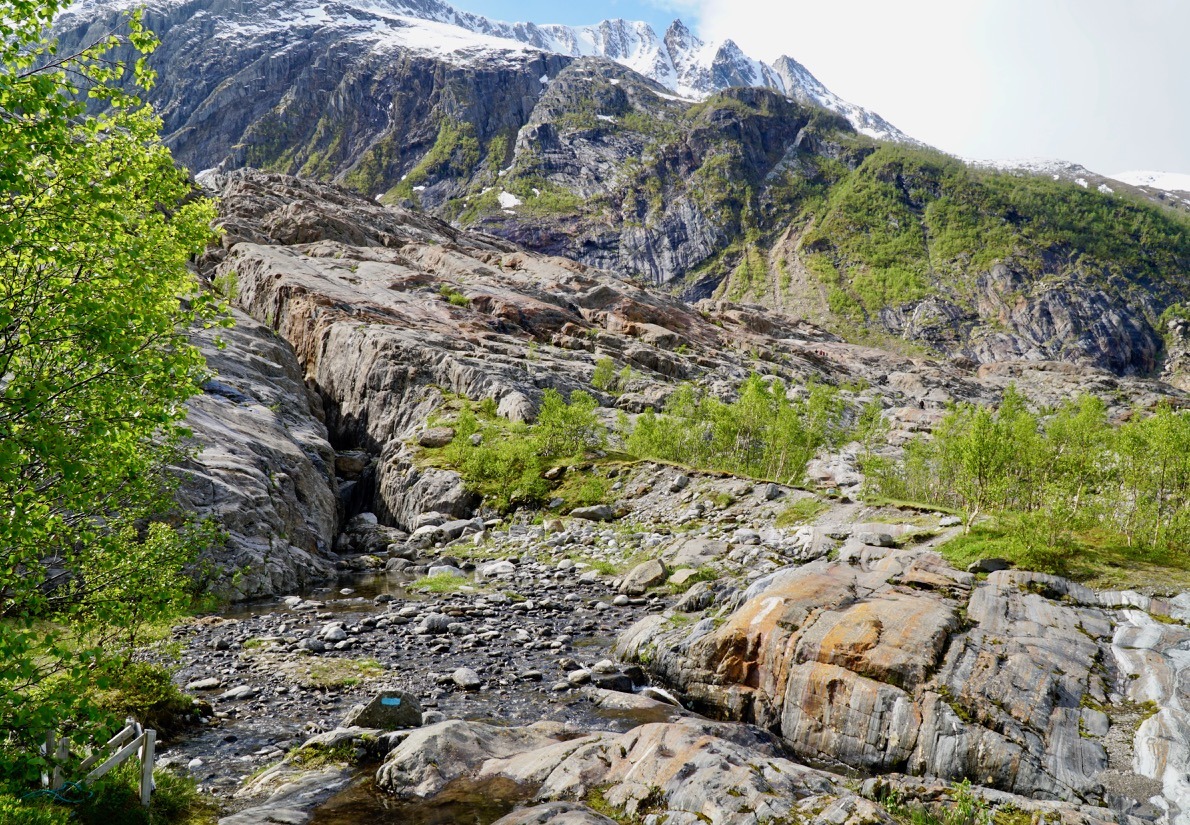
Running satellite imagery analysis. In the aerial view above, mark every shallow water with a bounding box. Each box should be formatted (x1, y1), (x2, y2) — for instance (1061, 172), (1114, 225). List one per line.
(309, 776), (526, 825)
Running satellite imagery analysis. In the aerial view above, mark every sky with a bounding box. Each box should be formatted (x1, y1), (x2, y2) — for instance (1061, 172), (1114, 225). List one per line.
(450, 0), (1189, 175)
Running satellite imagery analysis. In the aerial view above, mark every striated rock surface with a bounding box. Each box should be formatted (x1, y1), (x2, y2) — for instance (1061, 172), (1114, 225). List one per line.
(177, 308), (338, 599)
(618, 543), (1190, 819)
(376, 716), (897, 825)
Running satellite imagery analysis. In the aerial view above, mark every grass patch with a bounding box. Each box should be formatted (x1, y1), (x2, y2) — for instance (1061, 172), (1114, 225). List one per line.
(551, 470), (614, 512)
(937, 526), (1190, 593)
(774, 496), (830, 527)
(294, 658), (384, 690)
(415, 573), (472, 593)
(438, 284), (470, 307)
(288, 741), (358, 770)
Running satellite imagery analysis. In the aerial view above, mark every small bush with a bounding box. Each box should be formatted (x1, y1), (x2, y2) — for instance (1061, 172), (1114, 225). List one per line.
(94, 662), (195, 739)
(592, 357), (618, 392)
(438, 284), (470, 307)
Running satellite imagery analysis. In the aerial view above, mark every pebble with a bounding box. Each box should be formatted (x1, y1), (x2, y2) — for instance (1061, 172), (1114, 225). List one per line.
(186, 677), (222, 691)
(218, 685), (259, 701)
(452, 667), (483, 690)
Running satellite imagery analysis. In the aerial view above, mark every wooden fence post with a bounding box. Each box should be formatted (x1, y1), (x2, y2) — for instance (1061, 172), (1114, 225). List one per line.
(139, 729), (156, 807)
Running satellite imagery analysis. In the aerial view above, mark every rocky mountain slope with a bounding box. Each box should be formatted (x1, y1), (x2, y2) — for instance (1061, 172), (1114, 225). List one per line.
(56, 2), (1190, 380)
(186, 169), (1183, 591)
(59, 0), (911, 139)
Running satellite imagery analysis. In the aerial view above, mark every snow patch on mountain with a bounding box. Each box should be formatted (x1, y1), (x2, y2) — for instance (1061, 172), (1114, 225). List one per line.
(1112, 171), (1190, 194)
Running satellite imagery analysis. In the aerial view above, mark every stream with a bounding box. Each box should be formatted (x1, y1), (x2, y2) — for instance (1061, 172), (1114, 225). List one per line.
(158, 557), (668, 821)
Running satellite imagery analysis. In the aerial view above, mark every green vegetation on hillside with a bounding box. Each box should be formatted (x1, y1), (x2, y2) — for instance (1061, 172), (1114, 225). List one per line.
(382, 119), (481, 204)
(799, 145), (1190, 317)
(869, 387), (1190, 577)
(0, 1), (220, 813)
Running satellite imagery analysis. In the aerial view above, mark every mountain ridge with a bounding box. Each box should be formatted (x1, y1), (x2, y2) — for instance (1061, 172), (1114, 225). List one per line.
(60, 0), (914, 142)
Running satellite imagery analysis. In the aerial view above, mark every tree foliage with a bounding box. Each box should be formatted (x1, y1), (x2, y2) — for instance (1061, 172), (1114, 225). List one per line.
(441, 390), (608, 512)
(0, 0), (217, 785)
(625, 375), (848, 485)
(869, 388), (1190, 568)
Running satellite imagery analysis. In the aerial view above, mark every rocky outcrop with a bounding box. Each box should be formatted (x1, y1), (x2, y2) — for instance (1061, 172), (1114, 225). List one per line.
(1162, 312), (1190, 390)
(376, 715), (897, 825)
(618, 542), (1187, 817)
(177, 308), (338, 599)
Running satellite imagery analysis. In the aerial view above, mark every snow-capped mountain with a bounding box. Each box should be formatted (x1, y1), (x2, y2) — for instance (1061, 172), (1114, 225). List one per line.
(61, 0), (913, 143)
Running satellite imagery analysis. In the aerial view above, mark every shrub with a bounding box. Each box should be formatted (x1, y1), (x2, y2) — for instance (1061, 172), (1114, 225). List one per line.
(592, 357), (618, 392)
(93, 662), (195, 739)
(535, 389), (606, 458)
(626, 375), (847, 486)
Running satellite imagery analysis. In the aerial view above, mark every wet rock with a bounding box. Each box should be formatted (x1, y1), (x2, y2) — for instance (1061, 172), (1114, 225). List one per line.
(491, 802), (617, 825)
(452, 668), (483, 690)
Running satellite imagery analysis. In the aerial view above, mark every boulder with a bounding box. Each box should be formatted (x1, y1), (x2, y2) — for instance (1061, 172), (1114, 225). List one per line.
(341, 690), (423, 730)
(569, 505), (615, 522)
(375, 720), (571, 798)
(620, 548), (1136, 804)
(417, 427), (455, 448)
(619, 559), (667, 595)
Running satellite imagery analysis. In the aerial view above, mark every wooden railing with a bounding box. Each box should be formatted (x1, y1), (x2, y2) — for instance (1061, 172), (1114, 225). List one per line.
(43, 720), (157, 806)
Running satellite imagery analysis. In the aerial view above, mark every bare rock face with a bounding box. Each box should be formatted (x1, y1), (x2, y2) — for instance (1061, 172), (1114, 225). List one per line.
(491, 803), (618, 825)
(177, 309), (338, 599)
(618, 545), (1183, 813)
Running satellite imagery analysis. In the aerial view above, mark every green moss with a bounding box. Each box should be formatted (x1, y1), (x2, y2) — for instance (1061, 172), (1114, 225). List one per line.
(288, 741), (358, 769)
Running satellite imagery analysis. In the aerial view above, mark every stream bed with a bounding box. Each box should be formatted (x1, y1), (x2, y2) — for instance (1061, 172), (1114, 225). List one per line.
(157, 562), (666, 818)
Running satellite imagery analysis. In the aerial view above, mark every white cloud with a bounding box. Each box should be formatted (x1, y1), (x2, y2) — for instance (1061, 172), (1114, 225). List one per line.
(688, 0), (1190, 174)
